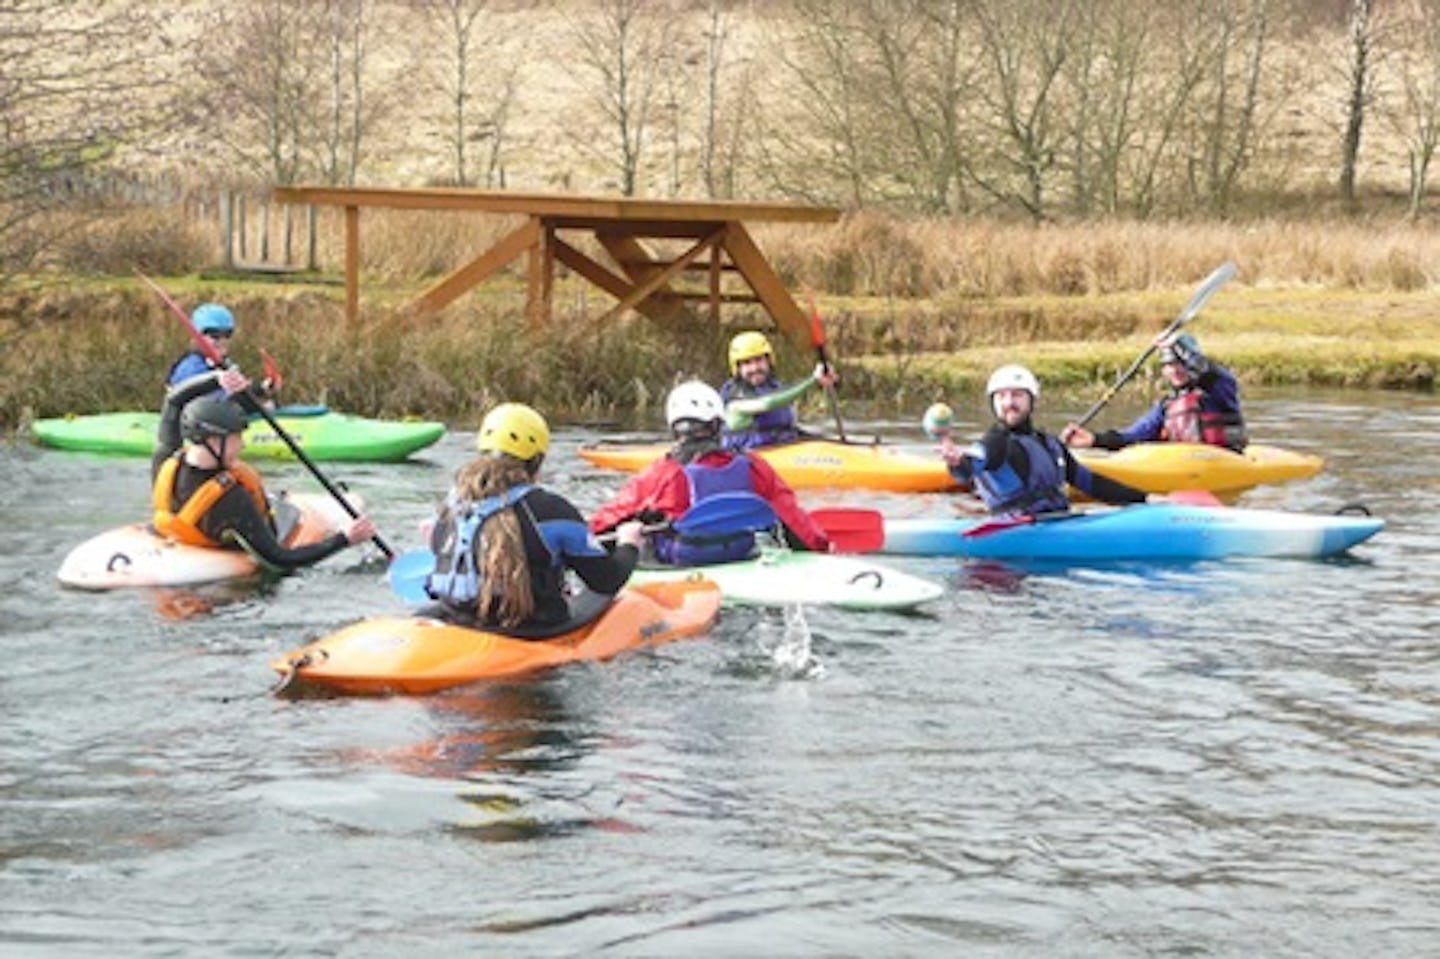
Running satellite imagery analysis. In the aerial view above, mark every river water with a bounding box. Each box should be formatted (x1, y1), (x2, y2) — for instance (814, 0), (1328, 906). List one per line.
(2, 389), (1437, 957)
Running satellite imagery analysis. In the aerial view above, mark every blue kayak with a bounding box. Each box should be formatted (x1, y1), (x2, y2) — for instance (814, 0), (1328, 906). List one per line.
(880, 504), (1383, 561)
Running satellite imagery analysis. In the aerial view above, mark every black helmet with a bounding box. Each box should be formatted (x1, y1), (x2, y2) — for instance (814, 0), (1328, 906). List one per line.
(181, 396), (249, 443)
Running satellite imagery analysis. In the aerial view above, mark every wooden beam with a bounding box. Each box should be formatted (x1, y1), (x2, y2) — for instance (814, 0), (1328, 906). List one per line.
(722, 223), (809, 345)
(552, 237), (677, 324)
(411, 219), (540, 316)
(344, 205), (359, 323)
(274, 185), (840, 225)
(598, 229), (723, 325)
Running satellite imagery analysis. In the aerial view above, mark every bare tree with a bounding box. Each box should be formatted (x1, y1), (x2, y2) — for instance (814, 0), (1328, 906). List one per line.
(413, 0), (516, 187)
(317, 0), (387, 186)
(1385, 0), (1440, 218)
(1339, 0), (1376, 211)
(565, 0), (676, 196)
(185, 2), (332, 186)
(0, 1), (168, 268)
(968, 0), (1083, 220)
(699, 0), (732, 198)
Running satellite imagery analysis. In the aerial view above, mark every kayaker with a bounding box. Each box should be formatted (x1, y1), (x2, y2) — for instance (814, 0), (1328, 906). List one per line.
(1060, 333), (1249, 452)
(591, 380), (831, 562)
(164, 301), (278, 400)
(719, 330), (837, 450)
(424, 402), (644, 631)
(943, 365), (1164, 517)
(151, 392), (377, 570)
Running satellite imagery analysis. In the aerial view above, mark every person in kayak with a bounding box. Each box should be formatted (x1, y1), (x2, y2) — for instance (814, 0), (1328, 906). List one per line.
(424, 402), (644, 631)
(1060, 333), (1248, 452)
(164, 301), (279, 399)
(151, 391), (377, 569)
(719, 330), (837, 450)
(590, 380), (831, 563)
(944, 365), (1164, 517)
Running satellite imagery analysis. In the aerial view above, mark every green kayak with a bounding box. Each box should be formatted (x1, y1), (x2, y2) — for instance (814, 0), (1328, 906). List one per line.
(31, 406), (446, 463)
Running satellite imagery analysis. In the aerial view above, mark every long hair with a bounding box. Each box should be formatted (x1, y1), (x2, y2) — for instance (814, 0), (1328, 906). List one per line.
(447, 453), (535, 627)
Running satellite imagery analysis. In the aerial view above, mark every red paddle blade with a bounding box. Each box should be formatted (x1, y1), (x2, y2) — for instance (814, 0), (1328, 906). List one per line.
(806, 292), (826, 348)
(810, 507), (883, 553)
(260, 347), (283, 392)
(962, 514), (1037, 539)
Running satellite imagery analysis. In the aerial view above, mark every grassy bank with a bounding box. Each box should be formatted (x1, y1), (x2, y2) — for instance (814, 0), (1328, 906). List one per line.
(3, 212), (1437, 432)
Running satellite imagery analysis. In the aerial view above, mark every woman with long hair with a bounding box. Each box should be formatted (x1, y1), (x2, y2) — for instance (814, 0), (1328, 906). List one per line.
(425, 402), (642, 632)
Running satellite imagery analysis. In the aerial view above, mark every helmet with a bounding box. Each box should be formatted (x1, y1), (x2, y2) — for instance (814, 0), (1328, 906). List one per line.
(666, 380), (725, 428)
(192, 303), (235, 334)
(181, 396), (249, 443)
(728, 331), (773, 374)
(477, 402), (550, 460)
(986, 364), (1040, 399)
(1160, 333), (1202, 371)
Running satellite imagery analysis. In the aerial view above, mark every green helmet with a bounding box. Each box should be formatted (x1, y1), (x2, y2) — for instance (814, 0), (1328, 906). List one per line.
(181, 396), (249, 443)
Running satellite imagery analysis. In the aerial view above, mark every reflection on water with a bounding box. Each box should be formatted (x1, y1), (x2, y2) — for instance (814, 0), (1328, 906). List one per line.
(4, 391), (1440, 955)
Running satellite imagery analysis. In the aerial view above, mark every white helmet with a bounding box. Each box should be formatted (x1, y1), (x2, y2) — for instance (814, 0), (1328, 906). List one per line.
(986, 364), (1040, 399)
(666, 380), (725, 428)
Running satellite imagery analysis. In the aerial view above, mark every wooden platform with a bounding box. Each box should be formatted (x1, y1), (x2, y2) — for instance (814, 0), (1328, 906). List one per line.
(271, 186), (840, 344)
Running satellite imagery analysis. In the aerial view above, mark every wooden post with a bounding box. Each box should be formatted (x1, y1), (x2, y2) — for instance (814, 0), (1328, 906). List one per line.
(344, 205), (359, 323)
(220, 190), (234, 269)
(307, 206), (318, 271)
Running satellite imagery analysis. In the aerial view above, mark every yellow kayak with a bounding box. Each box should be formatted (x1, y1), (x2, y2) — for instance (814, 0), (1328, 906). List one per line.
(1074, 443), (1323, 499)
(577, 438), (961, 493)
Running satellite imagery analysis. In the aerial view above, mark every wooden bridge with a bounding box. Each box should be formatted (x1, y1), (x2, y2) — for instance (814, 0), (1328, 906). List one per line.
(270, 186), (841, 345)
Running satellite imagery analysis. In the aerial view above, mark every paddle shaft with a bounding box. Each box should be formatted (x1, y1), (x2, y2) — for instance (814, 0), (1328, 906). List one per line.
(1074, 261), (1238, 429)
(807, 293), (848, 442)
(138, 272), (394, 560)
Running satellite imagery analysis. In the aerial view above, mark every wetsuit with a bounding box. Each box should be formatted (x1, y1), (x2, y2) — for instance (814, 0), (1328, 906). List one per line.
(1091, 361), (1248, 452)
(719, 373), (816, 450)
(151, 455), (352, 570)
(590, 439), (830, 552)
(428, 487), (638, 629)
(951, 421), (1149, 517)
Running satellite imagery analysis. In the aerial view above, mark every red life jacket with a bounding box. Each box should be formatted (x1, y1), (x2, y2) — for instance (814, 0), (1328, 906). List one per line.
(152, 455), (270, 547)
(1161, 389), (1246, 449)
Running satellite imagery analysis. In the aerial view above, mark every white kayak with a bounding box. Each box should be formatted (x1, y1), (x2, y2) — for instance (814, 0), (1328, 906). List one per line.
(627, 546), (943, 611)
(57, 493), (362, 590)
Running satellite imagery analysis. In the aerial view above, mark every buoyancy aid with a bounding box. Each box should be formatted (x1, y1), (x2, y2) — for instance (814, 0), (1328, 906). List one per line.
(426, 485), (536, 605)
(721, 379), (799, 449)
(1161, 388), (1249, 450)
(655, 456), (760, 566)
(973, 432), (1071, 517)
(151, 455), (270, 547)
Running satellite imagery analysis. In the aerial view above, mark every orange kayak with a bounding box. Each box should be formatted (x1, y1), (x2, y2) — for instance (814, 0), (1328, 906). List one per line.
(1074, 442), (1323, 499)
(577, 438), (961, 493)
(271, 579), (721, 695)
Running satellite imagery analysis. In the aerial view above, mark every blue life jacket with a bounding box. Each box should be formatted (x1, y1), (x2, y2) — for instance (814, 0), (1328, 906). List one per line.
(973, 432), (1071, 517)
(654, 457), (761, 566)
(720, 378), (798, 450)
(426, 484), (535, 604)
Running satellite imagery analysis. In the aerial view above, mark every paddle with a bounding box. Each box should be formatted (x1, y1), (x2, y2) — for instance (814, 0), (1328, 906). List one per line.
(387, 492), (781, 603)
(806, 292), (847, 442)
(962, 489), (1223, 539)
(137, 271), (394, 560)
(809, 506), (884, 553)
(1074, 261), (1238, 429)
(259, 347), (284, 394)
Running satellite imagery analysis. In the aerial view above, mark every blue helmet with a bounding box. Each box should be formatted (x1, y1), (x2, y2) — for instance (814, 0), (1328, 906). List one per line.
(192, 303), (235, 334)
(1160, 333), (1203, 372)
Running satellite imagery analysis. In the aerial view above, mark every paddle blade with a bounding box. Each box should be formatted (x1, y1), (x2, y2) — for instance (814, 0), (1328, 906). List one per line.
(260, 347), (284, 392)
(387, 548), (436, 604)
(673, 492), (778, 537)
(962, 514), (1037, 539)
(1165, 488), (1223, 508)
(810, 507), (884, 553)
(807, 291), (826, 348)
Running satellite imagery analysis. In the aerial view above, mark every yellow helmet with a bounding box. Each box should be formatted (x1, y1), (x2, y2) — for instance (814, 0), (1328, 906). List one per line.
(476, 402), (550, 460)
(728, 331), (774, 374)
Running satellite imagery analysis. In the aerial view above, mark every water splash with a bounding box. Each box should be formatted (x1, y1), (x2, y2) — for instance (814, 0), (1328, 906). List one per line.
(760, 603), (824, 679)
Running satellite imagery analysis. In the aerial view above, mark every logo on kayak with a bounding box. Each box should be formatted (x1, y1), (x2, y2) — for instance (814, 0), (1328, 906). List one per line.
(246, 431), (304, 446)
